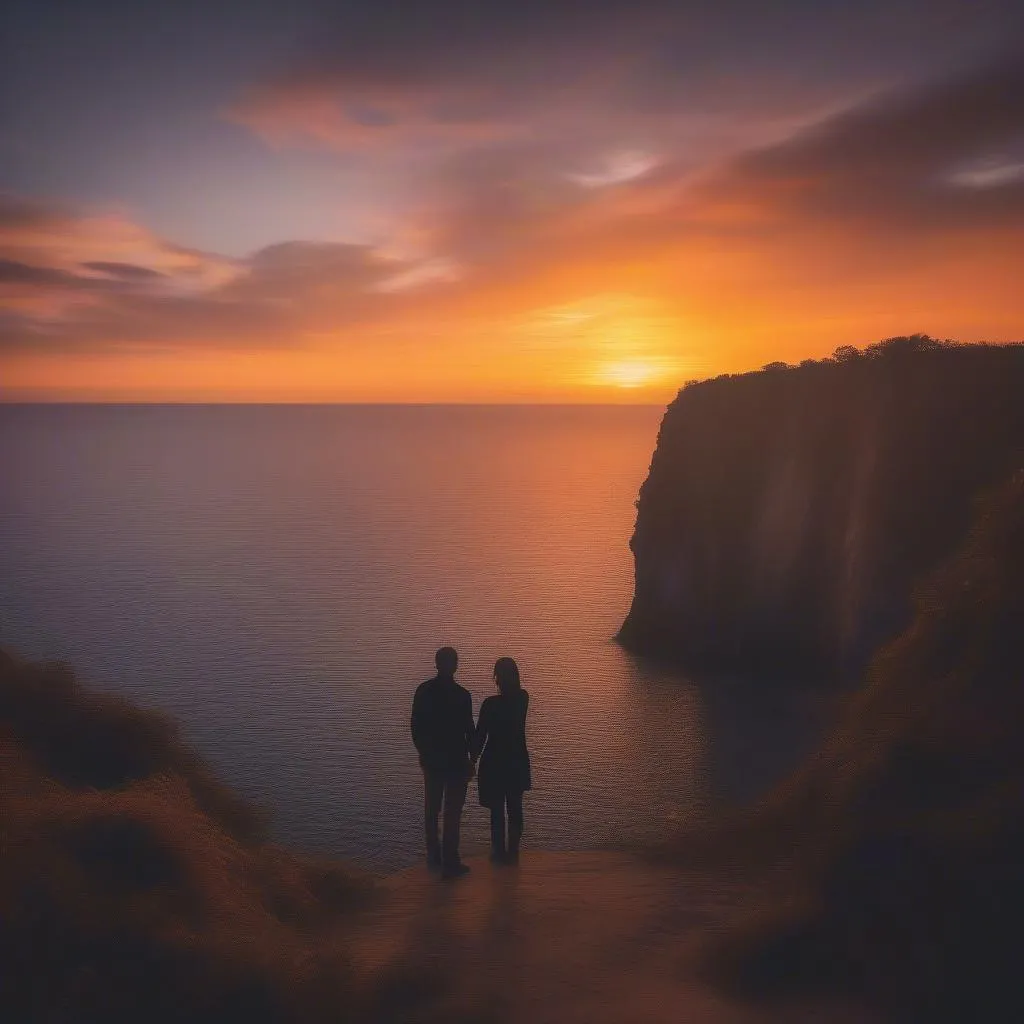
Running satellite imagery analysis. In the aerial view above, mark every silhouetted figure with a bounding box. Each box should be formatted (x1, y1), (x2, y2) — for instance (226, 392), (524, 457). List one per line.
(411, 646), (474, 880)
(472, 657), (531, 864)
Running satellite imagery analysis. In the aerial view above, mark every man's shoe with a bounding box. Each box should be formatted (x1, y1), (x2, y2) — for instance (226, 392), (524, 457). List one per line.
(426, 854), (442, 874)
(489, 849), (507, 865)
(440, 862), (471, 881)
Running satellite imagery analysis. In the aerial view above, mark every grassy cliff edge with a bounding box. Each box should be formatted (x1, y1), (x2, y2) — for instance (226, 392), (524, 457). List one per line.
(705, 470), (1024, 1021)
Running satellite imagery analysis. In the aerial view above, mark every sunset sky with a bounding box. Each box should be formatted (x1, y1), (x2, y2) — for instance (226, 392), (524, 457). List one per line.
(2, 0), (1023, 402)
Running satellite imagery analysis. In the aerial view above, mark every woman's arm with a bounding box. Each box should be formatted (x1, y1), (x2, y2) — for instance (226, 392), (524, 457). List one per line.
(471, 699), (489, 763)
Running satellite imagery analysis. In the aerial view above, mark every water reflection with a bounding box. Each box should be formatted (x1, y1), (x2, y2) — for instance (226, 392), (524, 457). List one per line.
(0, 404), (826, 870)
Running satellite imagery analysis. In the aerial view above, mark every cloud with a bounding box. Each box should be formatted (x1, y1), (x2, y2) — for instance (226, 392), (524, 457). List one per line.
(374, 257), (461, 293)
(707, 50), (1024, 229)
(428, 48), (1024, 271)
(0, 199), (466, 353)
(0, 258), (86, 288)
(0, 194), (241, 289)
(948, 160), (1024, 188)
(81, 261), (167, 280)
(569, 151), (659, 188)
(354, 48), (1024, 347)
(220, 4), (1024, 306)
(226, 1), (645, 147)
(227, 0), (1024, 156)
(0, 194), (71, 231)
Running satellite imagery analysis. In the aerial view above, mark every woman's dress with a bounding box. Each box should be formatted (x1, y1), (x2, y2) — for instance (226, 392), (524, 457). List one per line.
(475, 689), (531, 809)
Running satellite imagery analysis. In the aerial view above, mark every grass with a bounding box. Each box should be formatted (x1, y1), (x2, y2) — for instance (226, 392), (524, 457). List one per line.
(0, 650), (378, 1023)
(704, 471), (1024, 1021)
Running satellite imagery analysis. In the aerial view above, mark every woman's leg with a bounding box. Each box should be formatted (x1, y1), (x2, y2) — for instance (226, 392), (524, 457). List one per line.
(489, 800), (506, 860)
(507, 791), (524, 861)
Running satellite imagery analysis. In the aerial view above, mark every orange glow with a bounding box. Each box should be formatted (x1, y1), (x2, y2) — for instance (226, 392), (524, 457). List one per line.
(592, 359), (672, 389)
(2, 200), (1023, 403)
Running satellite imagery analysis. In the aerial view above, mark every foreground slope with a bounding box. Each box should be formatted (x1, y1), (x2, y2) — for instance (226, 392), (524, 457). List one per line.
(352, 851), (871, 1024)
(621, 337), (1024, 680)
(0, 651), (374, 1023)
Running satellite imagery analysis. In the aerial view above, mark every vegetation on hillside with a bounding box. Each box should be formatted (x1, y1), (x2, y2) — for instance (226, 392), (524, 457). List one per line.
(620, 336), (1024, 681)
(0, 652), (379, 1023)
(709, 470), (1024, 1021)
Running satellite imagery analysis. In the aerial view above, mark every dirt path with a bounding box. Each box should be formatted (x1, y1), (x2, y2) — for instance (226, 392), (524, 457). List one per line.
(350, 851), (873, 1024)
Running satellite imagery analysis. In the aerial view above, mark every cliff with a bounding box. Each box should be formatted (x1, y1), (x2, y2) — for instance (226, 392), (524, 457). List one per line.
(619, 336), (1024, 681)
(709, 471), (1024, 1021)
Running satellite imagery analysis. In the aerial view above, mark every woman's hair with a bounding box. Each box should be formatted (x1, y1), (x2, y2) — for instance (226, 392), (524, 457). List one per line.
(493, 657), (521, 695)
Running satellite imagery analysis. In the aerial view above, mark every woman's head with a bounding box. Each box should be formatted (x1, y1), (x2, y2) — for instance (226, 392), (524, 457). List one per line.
(493, 657), (521, 695)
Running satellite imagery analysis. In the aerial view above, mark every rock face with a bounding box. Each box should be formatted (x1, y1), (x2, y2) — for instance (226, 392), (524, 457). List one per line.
(619, 338), (1024, 681)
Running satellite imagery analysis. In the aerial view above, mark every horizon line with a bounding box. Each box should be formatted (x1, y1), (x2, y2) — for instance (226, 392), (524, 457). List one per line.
(0, 398), (669, 408)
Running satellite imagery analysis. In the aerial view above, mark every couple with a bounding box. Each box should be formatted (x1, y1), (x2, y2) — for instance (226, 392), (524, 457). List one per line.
(411, 646), (531, 880)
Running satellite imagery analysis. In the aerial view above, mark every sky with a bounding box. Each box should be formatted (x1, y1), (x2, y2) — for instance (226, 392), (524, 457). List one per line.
(1, 0), (1023, 402)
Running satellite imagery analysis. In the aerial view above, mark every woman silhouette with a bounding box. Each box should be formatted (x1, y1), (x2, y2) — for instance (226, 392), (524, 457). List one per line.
(472, 657), (531, 864)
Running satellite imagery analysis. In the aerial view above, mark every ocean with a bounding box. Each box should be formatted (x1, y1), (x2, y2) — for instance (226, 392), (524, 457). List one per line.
(0, 404), (820, 869)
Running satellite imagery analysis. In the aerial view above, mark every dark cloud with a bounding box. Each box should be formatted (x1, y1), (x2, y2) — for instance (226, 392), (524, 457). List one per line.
(0, 225), (452, 352)
(338, 48), (1024, 313)
(0, 254), (160, 300)
(0, 194), (70, 231)
(450, 49), (1024, 253)
(81, 261), (166, 279)
(0, 288), (294, 354)
(266, 0), (1023, 93)
(0, 258), (84, 288)
(410, 142), (591, 263)
(0, 310), (46, 349)
(232, 0), (1024, 148)
(709, 50), (1024, 228)
(240, 241), (380, 289)
(747, 54), (1024, 177)
(223, 0), (1024, 325)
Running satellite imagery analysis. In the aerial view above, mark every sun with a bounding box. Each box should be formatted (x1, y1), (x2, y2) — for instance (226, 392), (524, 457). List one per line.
(594, 358), (665, 389)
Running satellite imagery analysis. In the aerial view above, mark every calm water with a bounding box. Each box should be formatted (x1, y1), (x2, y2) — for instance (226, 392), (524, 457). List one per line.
(0, 405), (820, 870)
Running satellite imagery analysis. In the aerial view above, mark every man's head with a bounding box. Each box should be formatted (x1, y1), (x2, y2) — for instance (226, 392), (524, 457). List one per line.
(435, 646), (458, 677)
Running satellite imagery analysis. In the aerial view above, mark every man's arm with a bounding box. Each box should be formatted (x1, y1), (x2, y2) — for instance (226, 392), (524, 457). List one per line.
(463, 691), (475, 750)
(463, 691), (478, 774)
(410, 685), (427, 756)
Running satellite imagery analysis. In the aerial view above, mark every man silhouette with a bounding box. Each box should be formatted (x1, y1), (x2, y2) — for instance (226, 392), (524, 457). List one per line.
(411, 646), (474, 879)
